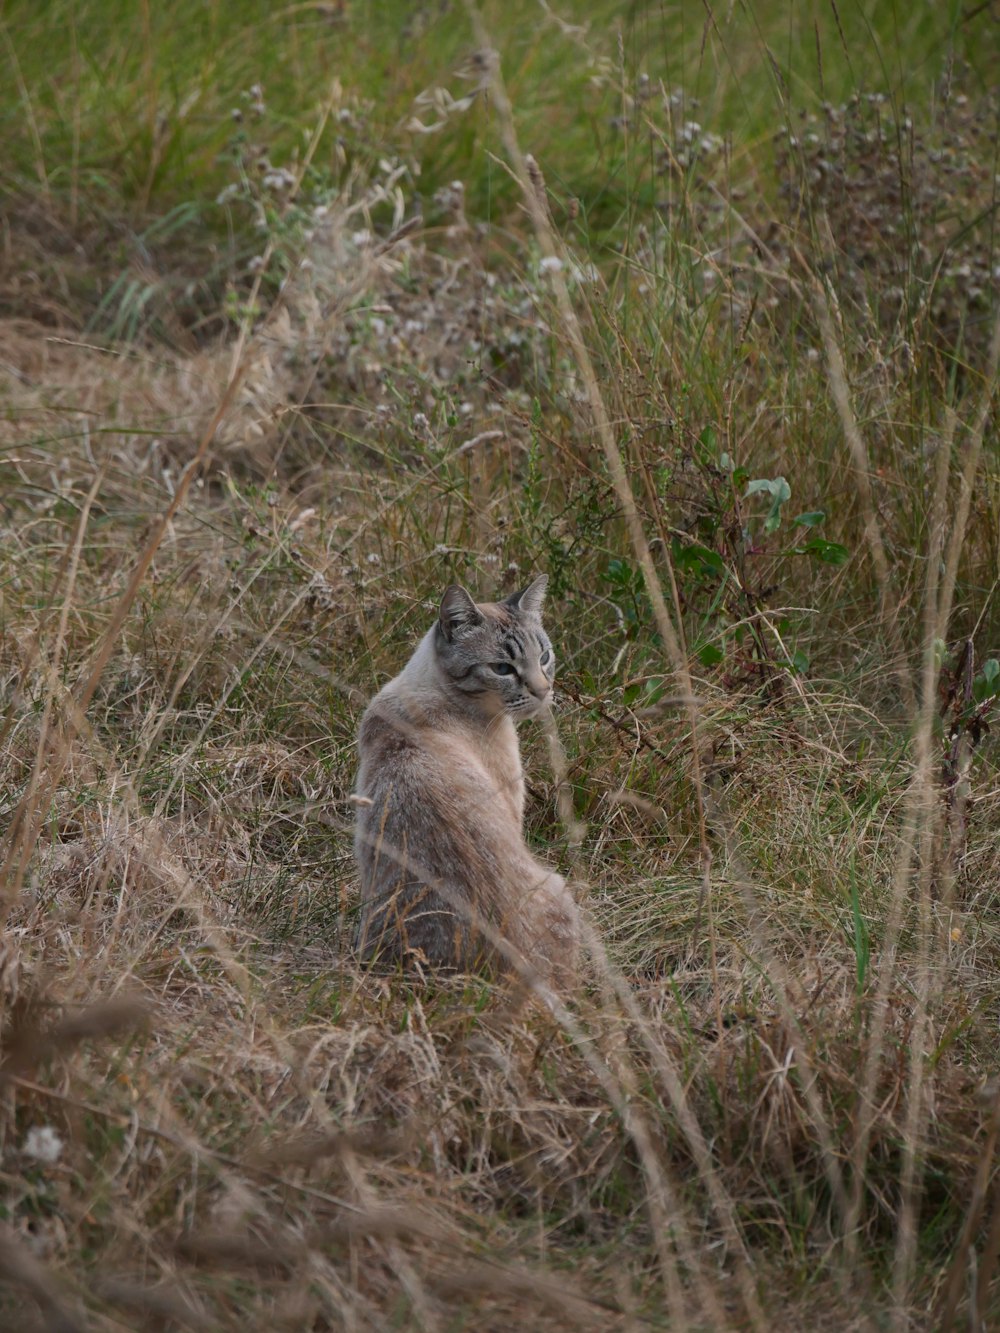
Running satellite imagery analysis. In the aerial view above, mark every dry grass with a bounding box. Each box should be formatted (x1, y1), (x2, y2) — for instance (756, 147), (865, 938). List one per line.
(1, 4), (1000, 1329)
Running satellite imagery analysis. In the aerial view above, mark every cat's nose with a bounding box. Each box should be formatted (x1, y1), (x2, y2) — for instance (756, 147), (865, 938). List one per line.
(526, 675), (551, 700)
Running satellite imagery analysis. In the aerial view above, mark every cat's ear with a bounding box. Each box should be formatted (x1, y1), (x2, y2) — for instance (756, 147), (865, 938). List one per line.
(439, 585), (483, 641)
(505, 574), (547, 619)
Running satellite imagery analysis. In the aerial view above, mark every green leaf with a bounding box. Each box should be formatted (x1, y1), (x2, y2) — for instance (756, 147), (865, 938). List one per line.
(745, 478), (777, 497)
(644, 677), (666, 704)
(674, 542), (725, 578)
(695, 425), (717, 466)
(974, 658), (1000, 702)
(623, 683), (642, 707)
(850, 868), (870, 992)
(697, 643), (725, 667)
(794, 510), (827, 528)
(604, 558), (633, 588)
(800, 537), (850, 565)
(745, 476), (791, 533)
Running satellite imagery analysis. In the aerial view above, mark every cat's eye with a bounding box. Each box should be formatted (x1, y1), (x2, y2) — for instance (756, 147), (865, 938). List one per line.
(492, 662), (517, 676)
(539, 650), (552, 666)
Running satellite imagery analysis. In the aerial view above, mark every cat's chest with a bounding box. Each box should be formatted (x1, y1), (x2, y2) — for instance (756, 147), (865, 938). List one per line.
(468, 725), (524, 823)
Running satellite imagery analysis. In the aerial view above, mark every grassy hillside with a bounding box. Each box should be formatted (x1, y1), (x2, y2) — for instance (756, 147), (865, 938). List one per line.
(1, 1), (999, 1328)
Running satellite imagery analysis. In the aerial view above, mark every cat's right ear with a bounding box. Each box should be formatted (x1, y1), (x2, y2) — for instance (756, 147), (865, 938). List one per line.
(438, 585), (482, 641)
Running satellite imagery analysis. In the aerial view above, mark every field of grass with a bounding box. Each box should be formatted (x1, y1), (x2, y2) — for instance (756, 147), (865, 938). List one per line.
(1, 0), (999, 1328)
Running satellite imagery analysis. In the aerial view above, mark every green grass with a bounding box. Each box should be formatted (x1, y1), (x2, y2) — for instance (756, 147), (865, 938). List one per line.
(0, 0), (999, 1329)
(2, 1), (991, 241)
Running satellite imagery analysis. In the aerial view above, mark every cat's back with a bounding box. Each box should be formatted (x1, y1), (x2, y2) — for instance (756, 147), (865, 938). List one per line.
(355, 678), (503, 817)
(355, 680), (417, 775)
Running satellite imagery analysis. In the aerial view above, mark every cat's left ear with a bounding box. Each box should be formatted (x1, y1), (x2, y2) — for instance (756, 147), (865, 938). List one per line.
(505, 574), (547, 619)
(439, 584), (483, 641)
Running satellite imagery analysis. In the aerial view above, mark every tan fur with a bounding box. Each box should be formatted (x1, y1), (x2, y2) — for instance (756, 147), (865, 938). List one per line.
(353, 583), (579, 987)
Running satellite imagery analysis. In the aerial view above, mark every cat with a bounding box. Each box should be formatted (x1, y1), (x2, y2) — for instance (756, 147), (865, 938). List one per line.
(353, 575), (579, 987)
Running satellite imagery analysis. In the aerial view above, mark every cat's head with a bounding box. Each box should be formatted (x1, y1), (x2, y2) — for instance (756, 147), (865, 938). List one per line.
(434, 575), (555, 720)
